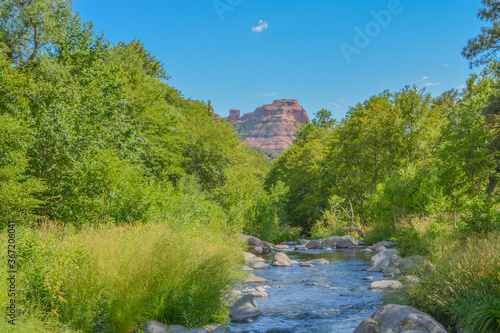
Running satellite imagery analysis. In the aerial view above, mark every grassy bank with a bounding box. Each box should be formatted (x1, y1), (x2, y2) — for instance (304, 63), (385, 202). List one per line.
(379, 213), (500, 333)
(1, 222), (244, 332)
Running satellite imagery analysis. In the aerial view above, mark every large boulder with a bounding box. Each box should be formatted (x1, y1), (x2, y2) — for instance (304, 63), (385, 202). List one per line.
(368, 249), (398, 272)
(385, 255), (430, 276)
(324, 236), (341, 248)
(236, 234), (272, 253)
(353, 304), (447, 333)
(336, 235), (359, 248)
(305, 239), (323, 249)
(230, 294), (261, 323)
(224, 290), (243, 306)
(272, 252), (292, 266)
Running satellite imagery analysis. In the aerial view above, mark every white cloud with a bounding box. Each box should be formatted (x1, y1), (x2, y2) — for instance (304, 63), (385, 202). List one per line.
(261, 92), (277, 97)
(457, 84), (466, 90)
(331, 102), (341, 109)
(425, 82), (441, 87)
(441, 64), (449, 67)
(338, 97), (347, 103)
(252, 20), (269, 33)
(422, 76), (429, 81)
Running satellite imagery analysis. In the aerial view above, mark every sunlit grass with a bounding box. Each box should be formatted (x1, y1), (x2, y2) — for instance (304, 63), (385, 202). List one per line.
(1, 221), (244, 332)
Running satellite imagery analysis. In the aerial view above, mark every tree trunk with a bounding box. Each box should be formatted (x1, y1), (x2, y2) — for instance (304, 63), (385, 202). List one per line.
(486, 164), (500, 195)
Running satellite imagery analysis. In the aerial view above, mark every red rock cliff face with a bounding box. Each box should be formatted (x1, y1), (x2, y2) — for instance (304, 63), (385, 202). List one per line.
(229, 99), (309, 152)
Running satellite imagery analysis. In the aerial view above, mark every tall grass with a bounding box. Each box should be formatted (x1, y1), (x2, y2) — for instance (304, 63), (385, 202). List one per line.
(1, 222), (244, 332)
(395, 232), (500, 333)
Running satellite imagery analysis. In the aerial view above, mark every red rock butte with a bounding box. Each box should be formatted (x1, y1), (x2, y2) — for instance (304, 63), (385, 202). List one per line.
(227, 99), (309, 153)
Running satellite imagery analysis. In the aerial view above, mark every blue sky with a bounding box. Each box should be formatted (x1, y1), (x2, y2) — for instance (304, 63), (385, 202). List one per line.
(74, 0), (485, 120)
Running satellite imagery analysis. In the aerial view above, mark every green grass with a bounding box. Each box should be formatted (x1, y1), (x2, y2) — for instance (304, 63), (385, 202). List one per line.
(1, 222), (244, 332)
(393, 231), (500, 333)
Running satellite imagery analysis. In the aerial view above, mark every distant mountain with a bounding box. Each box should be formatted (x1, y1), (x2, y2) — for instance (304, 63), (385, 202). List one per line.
(226, 99), (309, 153)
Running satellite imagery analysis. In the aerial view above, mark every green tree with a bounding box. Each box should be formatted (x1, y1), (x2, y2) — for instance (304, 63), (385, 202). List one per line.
(0, 0), (73, 65)
(0, 55), (45, 223)
(463, 0), (500, 67)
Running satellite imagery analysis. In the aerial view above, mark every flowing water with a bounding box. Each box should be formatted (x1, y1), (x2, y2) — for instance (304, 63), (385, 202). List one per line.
(229, 248), (388, 333)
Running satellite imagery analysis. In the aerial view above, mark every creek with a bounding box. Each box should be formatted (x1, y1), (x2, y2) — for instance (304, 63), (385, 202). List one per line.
(229, 248), (389, 333)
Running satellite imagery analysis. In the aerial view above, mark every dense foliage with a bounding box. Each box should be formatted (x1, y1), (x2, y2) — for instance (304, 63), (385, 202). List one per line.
(0, 1), (290, 331)
(1, 0), (500, 332)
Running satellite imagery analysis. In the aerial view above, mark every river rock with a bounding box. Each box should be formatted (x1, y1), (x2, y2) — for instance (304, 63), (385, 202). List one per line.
(230, 294), (261, 323)
(280, 241), (297, 245)
(242, 287), (269, 297)
(294, 245), (308, 251)
(337, 235), (358, 248)
(368, 249), (398, 272)
(237, 234), (271, 248)
(246, 257), (265, 264)
(252, 246), (264, 255)
(289, 260), (299, 265)
(405, 275), (421, 283)
(370, 280), (403, 289)
(383, 266), (401, 277)
(245, 274), (270, 283)
(224, 290), (243, 306)
(185, 328), (209, 333)
(208, 326), (231, 333)
(273, 245), (289, 252)
(353, 304), (447, 333)
(252, 262), (271, 269)
(360, 248), (373, 253)
(299, 262), (313, 267)
(244, 252), (255, 261)
(272, 252), (292, 266)
(144, 322), (186, 333)
(306, 239), (323, 249)
(385, 255), (429, 275)
(266, 329), (292, 333)
(239, 265), (254, 271)
(299, 238), (309, 245)
(375, 240), (397, 248)
(370, 243), (387, 251)
(305, 259), (330, 265)
(324, 236), (341, 248)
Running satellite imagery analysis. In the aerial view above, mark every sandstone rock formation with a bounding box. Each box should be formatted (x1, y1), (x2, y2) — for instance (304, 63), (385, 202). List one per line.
(227, 99), (309, 153)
